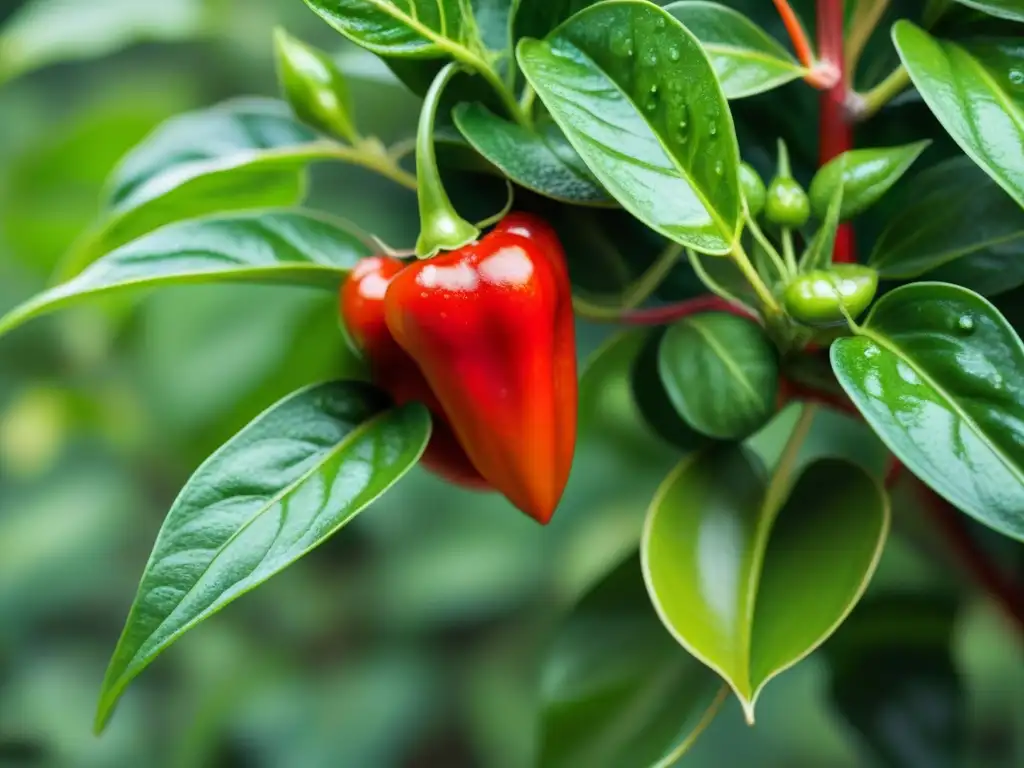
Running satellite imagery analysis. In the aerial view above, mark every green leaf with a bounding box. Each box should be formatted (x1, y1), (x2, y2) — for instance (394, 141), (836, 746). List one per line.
(94, 381), (431, 731)
(302, 0), (480, 57)
(65, 99), (335, 274)
(517, 0), (742, 255)
(540, 552), (725, 768)
(870, 158), (1024, 293)
(824, 595), (966, 768)
(658, 312), (779, 440)
(642, 447), (889, 721)
(664, 1), (807, 99)
(632, 328), (712, 452)
(452, 103), (611, 204)
(950, 0), (1024, 22)
(274, 27), (359, 143)
(831, 282), (1024, 542)
(0, 0), (208, 85)
(513, 0), (593, 44)
(0, 211), (369, 339)
(893, 22), (1024, 208)
(808, 141), (930, 221)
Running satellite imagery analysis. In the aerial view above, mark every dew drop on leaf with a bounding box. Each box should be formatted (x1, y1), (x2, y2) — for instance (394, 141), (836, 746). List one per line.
(956, 315), (975, 335)
(714, 160), (724, 176)
(655, 16), (666, 29)
(708, 121), (718, 137)
(1009, 69), (1024, 88)
(644, 49), (658, 66)
(667, 45), (681, 62)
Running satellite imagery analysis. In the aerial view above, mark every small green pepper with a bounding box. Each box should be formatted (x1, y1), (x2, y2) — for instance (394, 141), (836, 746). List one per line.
(765, 177), (811, 228)
(783, 264), (879, 325)
(739, 163), (766, 217)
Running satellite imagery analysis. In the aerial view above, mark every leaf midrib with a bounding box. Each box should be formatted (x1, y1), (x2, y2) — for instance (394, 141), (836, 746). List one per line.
(686, 316), (762, 407)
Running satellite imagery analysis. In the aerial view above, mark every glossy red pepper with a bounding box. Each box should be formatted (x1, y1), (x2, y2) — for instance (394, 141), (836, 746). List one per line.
(384, 213), (577, 524)
(341, 256), (489, 489)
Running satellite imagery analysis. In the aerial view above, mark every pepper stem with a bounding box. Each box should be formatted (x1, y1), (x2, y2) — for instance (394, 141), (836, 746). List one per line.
(414, 62), (479, 258)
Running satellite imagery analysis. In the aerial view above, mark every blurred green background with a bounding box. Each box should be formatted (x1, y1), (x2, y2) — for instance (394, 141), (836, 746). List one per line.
(0, 1), (1021, 766)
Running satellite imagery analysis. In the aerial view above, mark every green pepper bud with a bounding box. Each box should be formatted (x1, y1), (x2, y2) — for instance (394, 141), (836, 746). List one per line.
(765, 177), (811, 228)
(783, 264), (878, 325)
(739, 163), (767, 217)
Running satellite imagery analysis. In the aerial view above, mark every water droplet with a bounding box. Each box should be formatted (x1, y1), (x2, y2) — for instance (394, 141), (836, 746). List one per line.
(655, 16), (666, 29)
(644, 49), (658, 66)
(956, 314), (975, 334)
(668, 45), (681, 62)
(645, 95), (658, 112)
(708, 121), (718, 137)
(649, 83), (659, 95)
(1009, 69), (1024, 87)
(610, 29), (634, 58)
(714, 160), (724, 176)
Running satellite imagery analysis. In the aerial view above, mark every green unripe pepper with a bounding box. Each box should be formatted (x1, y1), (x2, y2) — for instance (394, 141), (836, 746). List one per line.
(783, 264), (879, 325)
(765, 177), (811, 228)
(739, 163), (766, 217)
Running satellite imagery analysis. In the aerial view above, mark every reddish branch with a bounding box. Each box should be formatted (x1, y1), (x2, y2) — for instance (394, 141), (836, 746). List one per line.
(615, 295), (757, 325)
(816, 0), (856, 263)
(885, 460), (1024, 636)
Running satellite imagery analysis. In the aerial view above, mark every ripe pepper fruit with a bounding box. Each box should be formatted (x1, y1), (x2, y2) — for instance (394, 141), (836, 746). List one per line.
(340, 256), (489, 489)
(384, 212), (577, 524)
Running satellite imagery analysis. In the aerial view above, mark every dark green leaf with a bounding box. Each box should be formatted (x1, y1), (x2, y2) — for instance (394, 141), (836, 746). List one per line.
(643, 447), (888, 721)
(517, 0), (742, 255)
(540, 552), (725, 768)
(452, 103), (611, 204)
(632, 327), (712, 452)
(66, 99), (333, 273)
(950, 0), (1024, 22)
(274, 27), (359, 143)
(831, 282), (1024, 541)
(825, 595), (966, 768)
(893, 22), (1024, 207)
(513, 0), (593, 45)
(808, 141), (930, 220)
(871, 158), (1024, 293)
(664, 1), (807, 99)
(658, 312), (779, 440)
(0, 211), (369, 339)
(95, 382), (432, 731)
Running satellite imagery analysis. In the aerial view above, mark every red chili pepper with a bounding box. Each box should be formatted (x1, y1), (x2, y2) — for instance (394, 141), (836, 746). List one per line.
(384, 213), (577, 524)
(341, 256), (489, 489)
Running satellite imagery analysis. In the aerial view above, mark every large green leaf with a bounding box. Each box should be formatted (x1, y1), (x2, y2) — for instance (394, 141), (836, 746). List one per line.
(513, 0), (593, 44)
(452, 104), (611, 204)
(0, 211), (369, 339)
(658, 312), (778, 440)
(893, 23), (1024, 207)
(832, 282), (1024, 542)
(870, 158), (1024, 294)
(664, 1), (807, 99)
(540, 552), (725, 768)
(66, 99), (337, 273)
(951, 0), (1024, 22)
(808, 141), (930, 221)
(302, 0), (480, 57)
(517, 0), (742, 255)
(642, 447), (888, 720)
(0, 0), (208, 85)
(825, 595), (966, 768)
(94, 382), (431, 731)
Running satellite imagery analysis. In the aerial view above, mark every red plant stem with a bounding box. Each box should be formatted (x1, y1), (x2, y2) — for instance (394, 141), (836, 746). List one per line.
(615, 295), (757, 325)
(816, 0), (856, 263)
(780, 377), (859, 416)
(885, 459), (1024, 636)
(773, 0), (816, 70)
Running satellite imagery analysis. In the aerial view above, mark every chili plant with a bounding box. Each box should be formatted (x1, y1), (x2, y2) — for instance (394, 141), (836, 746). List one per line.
(1, 0), (1022, 763)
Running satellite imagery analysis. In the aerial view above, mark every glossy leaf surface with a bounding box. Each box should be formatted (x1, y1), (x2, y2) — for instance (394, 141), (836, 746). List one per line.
(951, 0), (1024, 22)
(825, 596), (966, 768)
(871, 157), (1024, 294)
(643, 448), (888, 720)
(664, 1), (806, 99)
(452, 103), (611, 204)
(808, 141), (929, 220)
(893, 23), (1024, 207)
(658, 312), (778, 440)
(517, 0), (742, 255)
(540, 553), (724, 768)
(302, 0), (477, 57)
(0, 211), (368, 338)
(71, 99), (327, 270)
(95, 382), (432, 730)
(832, 282), (1024, 541)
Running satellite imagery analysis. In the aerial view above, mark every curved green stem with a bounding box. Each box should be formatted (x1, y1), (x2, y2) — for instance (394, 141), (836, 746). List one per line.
(744, 212), (789, 281)
(845, 0), (891, 76)
(781, 228), (798, 274)
(856, 66), (911, 120)
(415, 63), (479, 258)
(455, 48), (531, 128)
(730, 240), (783, 316)
(622, 243), (683, 308)
(689, 250), (747, 308)
(321, 142), (418, 190)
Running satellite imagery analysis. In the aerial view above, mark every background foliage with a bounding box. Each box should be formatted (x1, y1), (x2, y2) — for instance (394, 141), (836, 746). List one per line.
(0, 0), (1022, 765)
